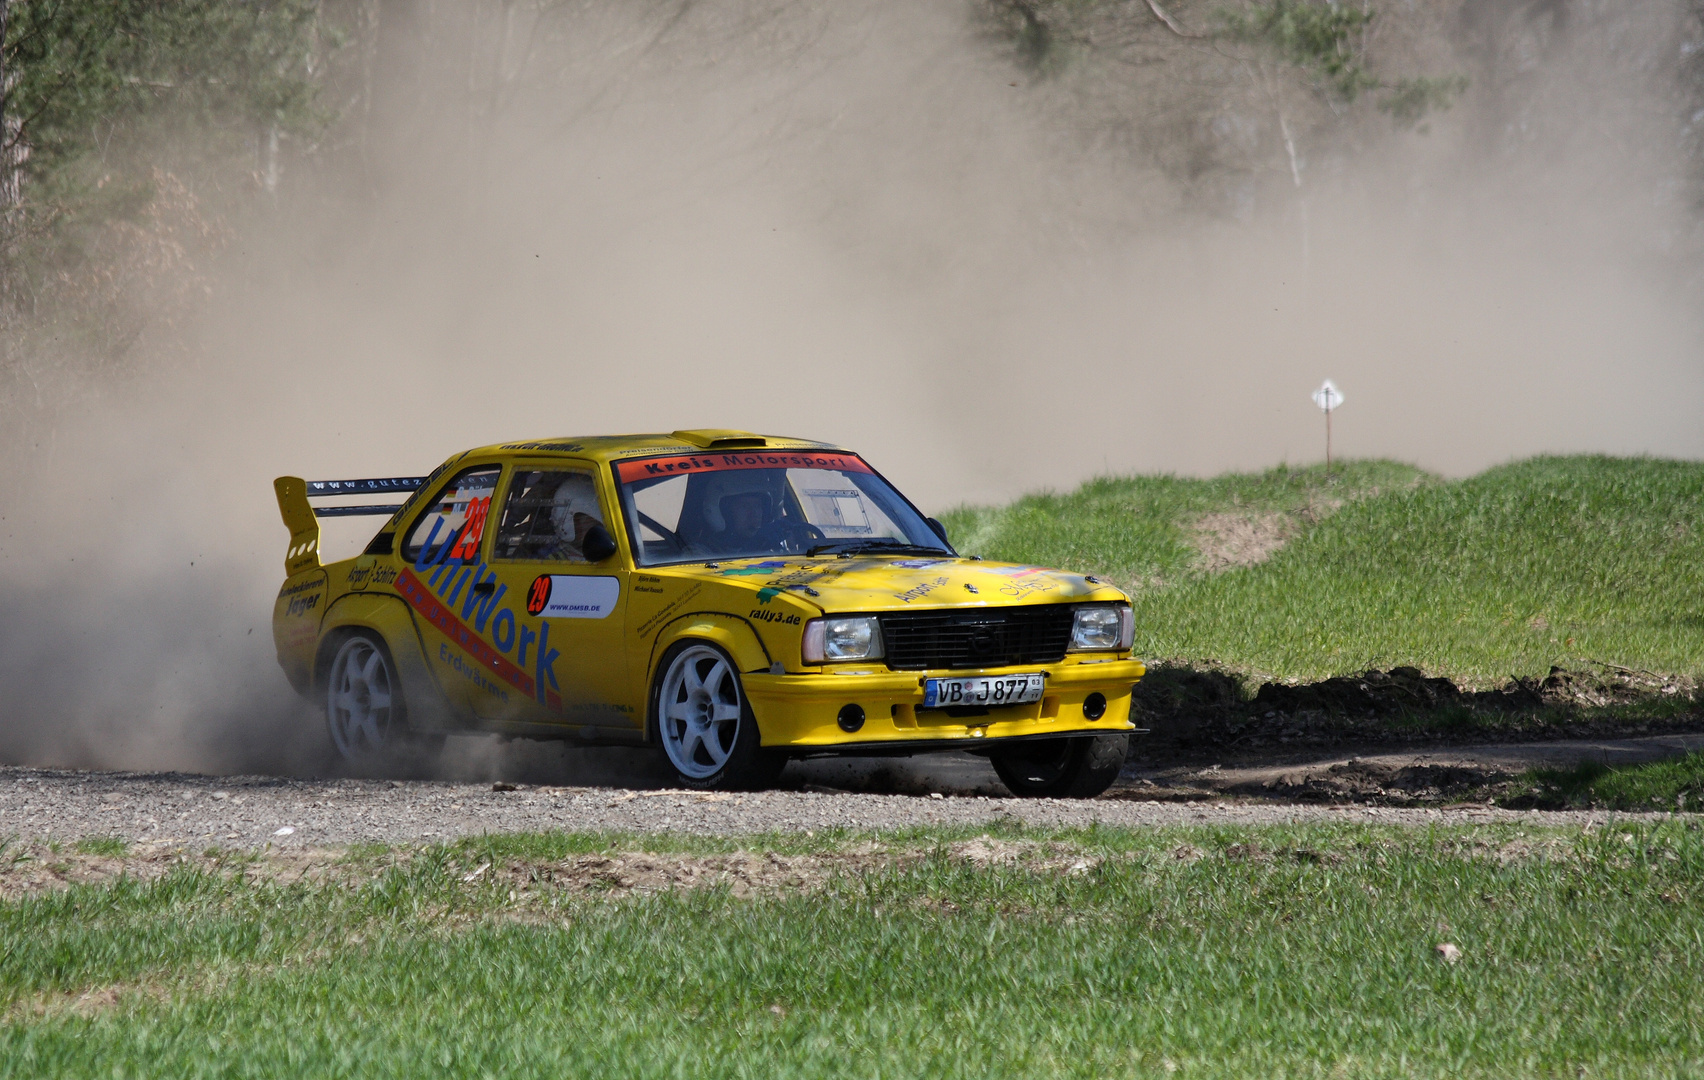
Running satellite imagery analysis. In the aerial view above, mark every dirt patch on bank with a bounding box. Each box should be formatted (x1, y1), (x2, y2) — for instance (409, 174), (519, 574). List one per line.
(0, 842), (349, 900)
(1118, 733), (1704, 807)
(1190, 512), (1297, 572)
(1132, 663), (1703, 764)
(0, 837), (1120, 901)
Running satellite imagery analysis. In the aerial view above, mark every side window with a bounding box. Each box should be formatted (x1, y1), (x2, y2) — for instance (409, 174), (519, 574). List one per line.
(493, 470), (607, 563)
(401, 465), (501, 563)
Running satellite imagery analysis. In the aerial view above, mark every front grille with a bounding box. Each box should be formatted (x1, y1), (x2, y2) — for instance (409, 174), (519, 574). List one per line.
(878, 605), (1075, 671)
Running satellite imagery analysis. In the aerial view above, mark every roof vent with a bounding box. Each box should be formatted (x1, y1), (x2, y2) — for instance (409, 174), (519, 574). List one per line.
(671, 429), (770, 450)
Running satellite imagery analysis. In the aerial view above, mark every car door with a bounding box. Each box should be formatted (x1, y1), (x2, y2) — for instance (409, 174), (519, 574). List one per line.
(475, 461), (634, 734)
(394, 462), (507, 719)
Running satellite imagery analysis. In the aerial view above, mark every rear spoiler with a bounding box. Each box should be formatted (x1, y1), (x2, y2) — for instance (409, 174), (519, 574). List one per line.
(273, 475), (427, 576)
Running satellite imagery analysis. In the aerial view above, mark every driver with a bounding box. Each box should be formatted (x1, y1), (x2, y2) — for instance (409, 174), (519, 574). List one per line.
(718, 490), (771, 549)
(545, 476), (604, 560)
(709, 483), (825, 554)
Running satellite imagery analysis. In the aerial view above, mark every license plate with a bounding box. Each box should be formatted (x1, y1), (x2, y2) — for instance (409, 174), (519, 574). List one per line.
(923, 673), (1045, 709)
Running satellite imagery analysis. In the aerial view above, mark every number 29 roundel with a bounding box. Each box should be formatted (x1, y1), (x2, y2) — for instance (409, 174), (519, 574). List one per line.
(526, 574), (553, 616)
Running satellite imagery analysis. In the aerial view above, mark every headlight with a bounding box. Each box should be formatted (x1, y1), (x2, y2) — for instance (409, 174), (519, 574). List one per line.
(1070, 604), (1132, 651)
(802, 616), (884, 663)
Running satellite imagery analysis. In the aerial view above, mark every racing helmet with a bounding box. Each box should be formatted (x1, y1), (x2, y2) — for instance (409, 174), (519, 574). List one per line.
(550, 475), (599, 542)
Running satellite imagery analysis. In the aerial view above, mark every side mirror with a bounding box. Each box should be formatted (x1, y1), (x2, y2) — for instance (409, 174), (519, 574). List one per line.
(927, 517), (950, 545)
(581, 523), (619, 563)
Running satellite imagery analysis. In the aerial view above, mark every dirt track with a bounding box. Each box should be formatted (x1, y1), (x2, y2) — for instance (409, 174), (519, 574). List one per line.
(4, 732), (1700, 847)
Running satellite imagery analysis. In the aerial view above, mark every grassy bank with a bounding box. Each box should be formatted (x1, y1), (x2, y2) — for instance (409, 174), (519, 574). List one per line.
(3, 824), (1703, 1077)
(1515, 749), (1704, 811)
(942, 455), (1704, 686)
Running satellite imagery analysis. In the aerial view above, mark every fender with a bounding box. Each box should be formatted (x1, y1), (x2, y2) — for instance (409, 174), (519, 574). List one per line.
(646, 612), (775, 746)
(273, 568), (329, 696)
(648, 611), (774, 683)
(319, 592), (462, 733)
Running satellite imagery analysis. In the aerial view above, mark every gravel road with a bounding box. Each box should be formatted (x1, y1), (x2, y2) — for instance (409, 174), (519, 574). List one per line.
(0, 760), (1652, 849)
(3, 732), (1696, 848)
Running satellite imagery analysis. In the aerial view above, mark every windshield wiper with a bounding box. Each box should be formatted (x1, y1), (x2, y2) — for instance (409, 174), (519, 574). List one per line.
(806, 539), (952, 558)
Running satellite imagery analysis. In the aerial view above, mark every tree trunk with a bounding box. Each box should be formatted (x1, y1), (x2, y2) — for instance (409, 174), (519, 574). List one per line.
(0, 0), (17, 213)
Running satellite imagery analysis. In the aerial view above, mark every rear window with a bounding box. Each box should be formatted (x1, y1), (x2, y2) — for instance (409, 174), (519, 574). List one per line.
(401, 465), (501, 563)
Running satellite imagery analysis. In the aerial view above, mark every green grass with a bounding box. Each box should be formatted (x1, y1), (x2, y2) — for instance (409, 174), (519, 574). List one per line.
(941, 459), (1427, 588)
(1517, 749), (1704, 811)
(943, 455), (1704, 686)
(4, 824), (1704, 1077)
(71, 837), (129, 858)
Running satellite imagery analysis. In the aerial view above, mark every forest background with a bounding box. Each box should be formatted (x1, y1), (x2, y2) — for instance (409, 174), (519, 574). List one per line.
(3, 0), (1701, 439)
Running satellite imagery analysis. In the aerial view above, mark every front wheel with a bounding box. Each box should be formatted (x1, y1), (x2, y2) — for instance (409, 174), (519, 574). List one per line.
(652, 642), (786, 790)
(989, 734), (1127, 799)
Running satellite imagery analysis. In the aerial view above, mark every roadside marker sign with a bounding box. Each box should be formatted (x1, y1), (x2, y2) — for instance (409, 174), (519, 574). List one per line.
(1312, 380), (1344, 413)
(1312, 380), (1344, 474)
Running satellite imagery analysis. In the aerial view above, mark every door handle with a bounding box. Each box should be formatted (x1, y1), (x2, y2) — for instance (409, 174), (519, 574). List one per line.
(472, 581), (495, 595)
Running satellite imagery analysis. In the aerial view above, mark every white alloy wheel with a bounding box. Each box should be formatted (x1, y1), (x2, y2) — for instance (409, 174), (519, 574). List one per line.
(326, 635), (396, 759)
(658, 644), (745, 780)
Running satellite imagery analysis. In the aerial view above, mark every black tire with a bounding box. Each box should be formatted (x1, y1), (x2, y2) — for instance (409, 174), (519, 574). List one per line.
(321, 630), (445, 770)
(989, 734), (1127, 799)
(650, 641), (787, 790)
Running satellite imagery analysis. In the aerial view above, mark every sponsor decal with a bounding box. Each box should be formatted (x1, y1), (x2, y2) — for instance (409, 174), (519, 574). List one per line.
(399, 524), (567, 709)
(1000, 578), (1058, 599)
(500, 441), (585, 452)
(563, 701), (636, 716)
(525, 574), (552, 616)
(346, 564), (399, 589)
(614, 451), (873, 482)
(284, 624), (317, 647)
(285, 591), (321, 617)
(893, 559), (949, 569)
(983, 566), (1060, 598)
(439, 643), (510, 703)
(279, 578), (320, 598)
(615, 445), (698, 457)
(634, 582), (704, 638)
(720, 560), (789, 577)
(447, 495), (491, 561)
(396, 567), (550, 705)
(750, 563), (837, 602)
(895, 577), (949, 604)
(749, 609), (801, 625)
(527, 575), (620, 619)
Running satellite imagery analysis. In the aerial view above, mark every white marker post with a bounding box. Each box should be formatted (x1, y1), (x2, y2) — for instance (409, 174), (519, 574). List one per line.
(1312, 380), (1344, 475)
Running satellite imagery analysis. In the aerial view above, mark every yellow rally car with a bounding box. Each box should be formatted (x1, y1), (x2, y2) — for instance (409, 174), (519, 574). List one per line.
(272, 431), (1145, 797)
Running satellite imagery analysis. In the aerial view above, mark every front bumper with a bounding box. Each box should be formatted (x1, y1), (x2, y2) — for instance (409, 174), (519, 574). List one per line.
(741, 657), (1146, 750)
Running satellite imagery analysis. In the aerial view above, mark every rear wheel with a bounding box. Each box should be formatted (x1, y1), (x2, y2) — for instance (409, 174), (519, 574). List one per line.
(324, 632), (443, 767)
(989, 734), (1126, 799)
(652, 642), (786, 790)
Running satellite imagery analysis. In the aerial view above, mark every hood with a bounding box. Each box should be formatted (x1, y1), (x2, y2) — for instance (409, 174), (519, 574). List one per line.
(677, 555), (1126, 613)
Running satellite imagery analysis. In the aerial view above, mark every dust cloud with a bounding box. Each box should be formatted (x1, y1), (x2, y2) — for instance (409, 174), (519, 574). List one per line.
(1, 0), (1700, 775)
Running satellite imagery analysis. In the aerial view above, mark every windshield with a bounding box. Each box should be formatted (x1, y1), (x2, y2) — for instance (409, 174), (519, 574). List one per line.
(613, 450), (949, 567)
